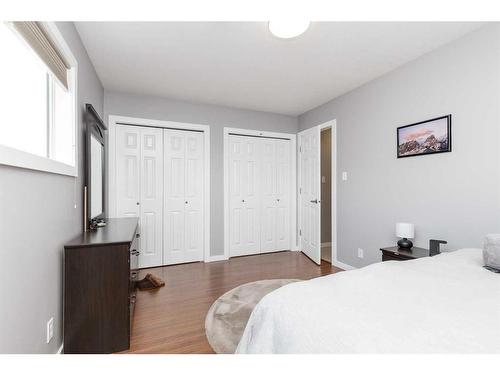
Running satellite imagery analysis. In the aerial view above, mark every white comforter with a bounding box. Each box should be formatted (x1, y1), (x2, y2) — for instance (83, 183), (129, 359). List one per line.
(236, 248), (500, 353)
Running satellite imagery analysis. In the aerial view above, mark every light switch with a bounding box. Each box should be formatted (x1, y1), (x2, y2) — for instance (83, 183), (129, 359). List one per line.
(342, 172), (348, 181)
(321, 176), (326, 183)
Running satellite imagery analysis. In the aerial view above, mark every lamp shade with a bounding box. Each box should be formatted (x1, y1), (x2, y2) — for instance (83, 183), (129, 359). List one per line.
(396, 223), (414, 239)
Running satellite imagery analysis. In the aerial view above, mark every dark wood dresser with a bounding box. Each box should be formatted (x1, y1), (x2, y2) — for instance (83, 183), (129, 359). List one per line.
(64, 218), (139, 354)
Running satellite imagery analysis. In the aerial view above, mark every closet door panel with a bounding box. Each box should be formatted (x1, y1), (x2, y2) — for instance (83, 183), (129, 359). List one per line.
(116, 125), (140, 218)
(184, 131), (204, 262)
(228, 136), (260, 256)
(164, 129), (204, 265)
(164, 130), (186, 265)
(244, 138), (260, 253)
(228, 136), (246, 256)
(260, 139), (276, 253)
(275, 139), (291, 250)
(138, 127), (164, 268)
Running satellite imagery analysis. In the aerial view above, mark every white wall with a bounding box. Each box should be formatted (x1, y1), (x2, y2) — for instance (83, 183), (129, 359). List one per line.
(104, 91), (298, 256)
(299, 24), (500, 268)
(0, 22), (104, 353)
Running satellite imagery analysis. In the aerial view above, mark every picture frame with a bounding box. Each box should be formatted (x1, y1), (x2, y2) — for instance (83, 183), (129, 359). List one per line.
(397, 115), (452, 158)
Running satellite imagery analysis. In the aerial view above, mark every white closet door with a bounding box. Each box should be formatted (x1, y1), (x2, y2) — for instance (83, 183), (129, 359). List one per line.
(164, 129), (204, 265)
(138, 127), (164, 268)
(275, 139), (291, 251)
(228, 135), (260, 257)
(116, 125), (140, 218)
(183, 131), (204, 262)
(164, 130), (186, 265)
(116, 125), (164, 268)
(260, 138), (291, 253)
(260, 139), (277, 252)
(299, 127), (321, 265)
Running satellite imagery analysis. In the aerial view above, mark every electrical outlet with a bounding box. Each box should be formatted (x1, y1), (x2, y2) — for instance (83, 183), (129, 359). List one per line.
(342, 172), (348, 181)
(357, 248), (364, 259)
(46, 317), (54, 344)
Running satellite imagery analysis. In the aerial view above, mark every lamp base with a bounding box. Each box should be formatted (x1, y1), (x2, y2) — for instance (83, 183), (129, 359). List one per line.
(397, 238), (413, 249)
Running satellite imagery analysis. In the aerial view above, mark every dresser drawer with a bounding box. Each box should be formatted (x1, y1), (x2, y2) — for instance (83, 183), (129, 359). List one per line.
(382, 251), (413, 261)
(129, 232), (139, 271)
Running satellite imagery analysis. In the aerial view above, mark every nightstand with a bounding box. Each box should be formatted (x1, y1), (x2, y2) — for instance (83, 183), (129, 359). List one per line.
(380, 246), (429, 261)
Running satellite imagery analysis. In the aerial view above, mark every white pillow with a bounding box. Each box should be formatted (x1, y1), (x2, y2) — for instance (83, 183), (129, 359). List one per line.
(483, 234), (500, 271)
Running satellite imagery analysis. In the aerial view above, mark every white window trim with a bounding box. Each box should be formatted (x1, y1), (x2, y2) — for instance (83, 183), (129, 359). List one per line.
(0, 22), (79, 177)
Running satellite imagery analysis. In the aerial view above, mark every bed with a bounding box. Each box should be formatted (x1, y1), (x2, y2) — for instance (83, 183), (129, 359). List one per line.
(236, 248), (500, 353)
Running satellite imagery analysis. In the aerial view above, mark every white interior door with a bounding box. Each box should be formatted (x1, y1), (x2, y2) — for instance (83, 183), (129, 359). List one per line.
(299, 127), (321, 264)
(164, 129), (204, 265)
(260, 138), (291, 252)
(116, 125), (163, 268)
(260, 139), (277, 252)
(228, 135), (260, 257)
(138, 127), (164, 268)
(183, 131), (204, 262)
(116, 125), (140, 219)
(275, 139), (291, 251)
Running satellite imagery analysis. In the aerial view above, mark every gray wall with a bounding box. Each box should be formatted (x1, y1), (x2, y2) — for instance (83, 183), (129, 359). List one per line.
(104, 91), (298, 256)
(0, 22), (104, 353)
(299, 24), (500, 268)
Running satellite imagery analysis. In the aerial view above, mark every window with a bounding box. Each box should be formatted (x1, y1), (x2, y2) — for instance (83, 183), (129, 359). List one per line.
(0, 22), (77, 176)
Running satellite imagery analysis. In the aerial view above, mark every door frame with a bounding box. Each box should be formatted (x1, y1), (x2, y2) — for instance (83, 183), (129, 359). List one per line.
(223, 127), (297, 260)
(108, 115), (211, 263)
(298, 119), (341, 268)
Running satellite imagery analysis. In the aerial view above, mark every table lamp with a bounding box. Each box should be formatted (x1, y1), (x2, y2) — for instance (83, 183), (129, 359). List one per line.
(396, 222), (414, 249)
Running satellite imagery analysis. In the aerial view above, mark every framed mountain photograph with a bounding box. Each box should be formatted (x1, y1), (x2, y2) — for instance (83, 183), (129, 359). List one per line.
(397, 115), (452, 158)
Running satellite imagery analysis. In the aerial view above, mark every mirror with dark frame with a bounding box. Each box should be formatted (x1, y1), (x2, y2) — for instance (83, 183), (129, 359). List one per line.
(85, 103), (107, 230)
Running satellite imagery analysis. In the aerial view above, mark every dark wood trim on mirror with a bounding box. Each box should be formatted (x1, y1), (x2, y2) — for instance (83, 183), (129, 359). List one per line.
(85, 103), (107, 225)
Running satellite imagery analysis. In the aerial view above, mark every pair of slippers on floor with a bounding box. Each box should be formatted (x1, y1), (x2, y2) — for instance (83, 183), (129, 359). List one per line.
(136, 273), (165, 291)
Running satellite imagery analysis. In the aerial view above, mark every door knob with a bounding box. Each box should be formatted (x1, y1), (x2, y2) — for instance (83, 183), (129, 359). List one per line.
(136, 202), (140, 205)
(310, 199), (319, 204)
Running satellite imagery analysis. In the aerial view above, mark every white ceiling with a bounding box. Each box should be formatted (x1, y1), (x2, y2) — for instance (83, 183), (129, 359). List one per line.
(75, 22), (484, 116)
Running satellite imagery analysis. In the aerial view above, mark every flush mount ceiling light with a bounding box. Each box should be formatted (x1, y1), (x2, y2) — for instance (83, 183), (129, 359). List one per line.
(268, 20), (310, 39)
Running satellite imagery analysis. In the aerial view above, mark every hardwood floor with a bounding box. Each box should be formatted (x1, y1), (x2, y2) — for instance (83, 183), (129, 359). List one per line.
(126, 251), (342, 354)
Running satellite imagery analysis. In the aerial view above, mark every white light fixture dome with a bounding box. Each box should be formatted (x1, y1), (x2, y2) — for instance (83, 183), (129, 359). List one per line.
(268, 20), (310, 39)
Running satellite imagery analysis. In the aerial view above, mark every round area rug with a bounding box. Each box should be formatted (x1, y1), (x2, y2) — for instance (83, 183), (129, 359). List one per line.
(205, 279), (300, 354)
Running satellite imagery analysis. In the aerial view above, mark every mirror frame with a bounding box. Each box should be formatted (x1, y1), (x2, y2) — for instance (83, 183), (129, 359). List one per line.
(85, 103), (107, 225)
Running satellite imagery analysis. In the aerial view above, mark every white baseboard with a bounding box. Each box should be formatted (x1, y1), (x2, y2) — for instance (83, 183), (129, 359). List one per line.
(332, 259), (356, 271)
(321, 242), (332, 248)
(57, 344), (63, 354)
(206, 255), (228, 262)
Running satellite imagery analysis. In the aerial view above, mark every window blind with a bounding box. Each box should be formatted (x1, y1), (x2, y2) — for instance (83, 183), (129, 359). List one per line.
(11, 21), (70, 90)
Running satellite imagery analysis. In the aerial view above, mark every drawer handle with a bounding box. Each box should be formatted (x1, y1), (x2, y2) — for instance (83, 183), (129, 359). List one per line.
(136, 233), (140, 238)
